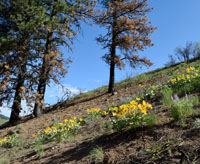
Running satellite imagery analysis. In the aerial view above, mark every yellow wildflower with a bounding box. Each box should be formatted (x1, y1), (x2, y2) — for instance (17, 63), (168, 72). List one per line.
(37, 131), (40, 136)
(64, 119), (69, 123)
(130, 100), (137, 105)
(59, 122), (65, 126)
(138, 84), (144, 88)
(32, 134), (36, 138)
(147, 103), (153, 109)
(129, 110), (134, 116)
(136, 97), (141, 101)
(109, 107), (113, 111)
(114, 106), (118, 112)
(102, 111), (108, 115)
(112, 112), (117, 116)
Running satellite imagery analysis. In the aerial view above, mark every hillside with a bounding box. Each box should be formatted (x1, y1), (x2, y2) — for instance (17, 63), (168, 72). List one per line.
(0, 114), (8, 120)
(0, 59), (200, 164)
(0, 114), (8, 126)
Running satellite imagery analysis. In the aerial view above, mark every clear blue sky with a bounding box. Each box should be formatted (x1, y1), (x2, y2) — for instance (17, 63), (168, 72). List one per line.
(1, 0), (200, 117)
(54, 0), (200, 93)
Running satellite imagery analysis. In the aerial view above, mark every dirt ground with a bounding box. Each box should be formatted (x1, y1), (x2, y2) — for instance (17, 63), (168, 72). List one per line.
(0, 76), (200, 164)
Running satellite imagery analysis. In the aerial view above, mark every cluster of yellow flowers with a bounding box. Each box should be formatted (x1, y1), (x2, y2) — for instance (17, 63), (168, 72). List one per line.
(0, 136), (13, 146)
(86, 107), (101, 114)
(32, 117), (83, 138)
(168, 66), (199, 83)
(108, 98), (153, 119)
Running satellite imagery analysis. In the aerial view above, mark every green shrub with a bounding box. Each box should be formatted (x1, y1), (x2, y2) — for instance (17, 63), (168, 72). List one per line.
(143, 114), (157, 127)
(86, 108), (102, 120)
(89, 146), (104, 163)
(168, 66), (200, 97)
(0, 155), (10, 164)
(110, 112), (156, 131)
(144, 84), (162, 99)
(190, 94), (199, 106)
(0, 133), (21, 148)
(193, 118), (200, 129)
(171, 95), (199, 126)
(161, 87), (173, 108)
(34, 139), (43, 158)
(32, 117), (84, 144)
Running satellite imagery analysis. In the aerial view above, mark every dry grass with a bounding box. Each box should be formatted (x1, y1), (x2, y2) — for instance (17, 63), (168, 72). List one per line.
(0, 58), (200, 164)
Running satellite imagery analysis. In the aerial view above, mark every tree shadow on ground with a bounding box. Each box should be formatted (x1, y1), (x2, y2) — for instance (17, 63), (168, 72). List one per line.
(42, 120), (178, 164)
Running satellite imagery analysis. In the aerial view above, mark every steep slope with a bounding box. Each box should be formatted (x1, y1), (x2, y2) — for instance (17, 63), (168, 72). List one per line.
(0, 114), (8, 126)
(0, 59), (200, 164)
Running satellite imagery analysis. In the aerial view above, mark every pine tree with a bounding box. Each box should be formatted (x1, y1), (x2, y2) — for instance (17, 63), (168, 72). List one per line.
(33, 0), (96, 117)
(0, 0), (49, 122)
(96, 0), (156, 94)
(0, 0), (96, 121)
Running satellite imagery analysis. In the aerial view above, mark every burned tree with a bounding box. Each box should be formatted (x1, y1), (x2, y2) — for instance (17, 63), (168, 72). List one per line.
(0, 0), (46, 122)
(96, 0), (156, 94)
(33, 0), (96, 117)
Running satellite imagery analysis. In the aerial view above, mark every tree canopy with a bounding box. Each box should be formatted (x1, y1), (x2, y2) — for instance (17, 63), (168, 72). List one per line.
(96, 0), (156, 93)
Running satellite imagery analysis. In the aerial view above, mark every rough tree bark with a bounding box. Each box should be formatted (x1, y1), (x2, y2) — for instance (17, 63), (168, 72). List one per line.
(10, 60), (26, 122)
(33, 31), (53, 117)
(108, 10), (117, 94)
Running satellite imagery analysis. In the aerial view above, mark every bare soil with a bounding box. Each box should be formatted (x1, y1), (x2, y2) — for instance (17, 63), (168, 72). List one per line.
(0, 76), (200, 164)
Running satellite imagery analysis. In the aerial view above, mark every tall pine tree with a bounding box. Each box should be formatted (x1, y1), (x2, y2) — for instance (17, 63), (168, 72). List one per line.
(0, 0), (46, 122)
(33, 0), (96, 117)
(96, 0), (156, 94)
(0, 0), (96, 121)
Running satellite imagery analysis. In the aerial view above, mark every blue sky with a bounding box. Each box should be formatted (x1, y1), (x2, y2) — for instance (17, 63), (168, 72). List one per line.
(55, 0), (200, 93)
(1, 0), (200, 117)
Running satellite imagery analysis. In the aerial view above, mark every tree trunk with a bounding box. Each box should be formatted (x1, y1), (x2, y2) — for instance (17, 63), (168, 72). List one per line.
(33, 49), (49, 117)
(33, 32), (53, 117)
(33, 0), (57, 117)
(10, 64), (26, 123)
(108, 10), (117, 95)
(33, 73), (46, 117)
(108, 50), (115, 94)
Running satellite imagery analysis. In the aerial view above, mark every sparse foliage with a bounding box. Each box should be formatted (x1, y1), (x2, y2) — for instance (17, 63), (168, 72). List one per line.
(171, 95), (199, 126)
(165, 54), (177, 66)
(95, 0), (156, 94)
(166, 41), (200, 66)
(175, 42), (194, 63)
(161, 87), (173, 108)
(0, 0), (96, 121)
(193, 118), (200, 129)
(33, 0), (96, 117)
(0, 0), (49, 122)
(89, 146), (104, 163)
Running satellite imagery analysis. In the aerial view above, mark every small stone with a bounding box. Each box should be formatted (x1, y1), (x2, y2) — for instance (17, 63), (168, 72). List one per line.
(113, 92), (117, 95)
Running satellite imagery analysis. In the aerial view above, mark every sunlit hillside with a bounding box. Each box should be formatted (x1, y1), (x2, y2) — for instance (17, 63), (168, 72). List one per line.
(0, 58), (200, 164)
(0, 114), (8, 126)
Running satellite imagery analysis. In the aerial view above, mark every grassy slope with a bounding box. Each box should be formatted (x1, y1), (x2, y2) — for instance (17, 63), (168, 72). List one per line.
(0, 114), (8, 126)
(0, 58), (200, 164)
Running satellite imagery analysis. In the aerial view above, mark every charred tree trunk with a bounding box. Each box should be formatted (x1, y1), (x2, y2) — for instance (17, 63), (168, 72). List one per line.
(33, 0), (56, 117)
(10, 62), (26, 123)
(108, 48), (116, 94)
(108, 10), (117, 95)
(33, 69), (46, 117)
